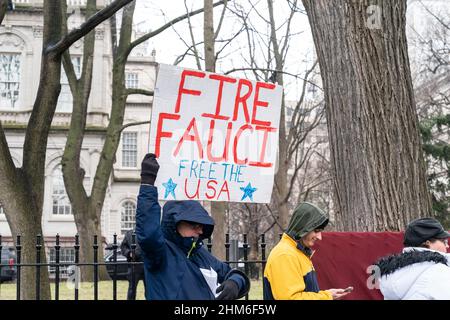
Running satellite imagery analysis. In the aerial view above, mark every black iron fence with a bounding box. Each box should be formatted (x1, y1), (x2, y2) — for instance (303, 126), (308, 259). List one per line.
(0, 233), (272, 300)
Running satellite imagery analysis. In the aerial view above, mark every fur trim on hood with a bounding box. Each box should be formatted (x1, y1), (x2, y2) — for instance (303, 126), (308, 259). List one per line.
(374, 250), (447, 277)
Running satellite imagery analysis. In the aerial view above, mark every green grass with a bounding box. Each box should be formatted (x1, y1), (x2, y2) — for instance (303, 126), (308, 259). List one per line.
(0, 279), (263, 300)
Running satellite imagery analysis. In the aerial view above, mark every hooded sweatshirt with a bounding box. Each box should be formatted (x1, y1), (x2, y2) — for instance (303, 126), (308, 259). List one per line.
(375, 247), (450, 300)
(136, 185), (250, 300)
(263, 202), (332, 300)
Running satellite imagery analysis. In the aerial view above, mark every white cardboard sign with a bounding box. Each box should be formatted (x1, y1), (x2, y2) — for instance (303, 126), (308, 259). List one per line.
(148, 64), (283, 203)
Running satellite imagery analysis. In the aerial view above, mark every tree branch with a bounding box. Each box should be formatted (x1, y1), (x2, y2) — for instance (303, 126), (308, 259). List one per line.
(224, 67), (322, 89)
(48, 0), (133, 55)
(0, 0), (8, 25)
(118, 121), (151, 134)
(419, 0), (450, 31)
(185, 0), (202, 70)
(264, 204), (283, 230)
(125, 88), (154, 96)
(214, 0), (228, 41)
(126, 0), (226, 58)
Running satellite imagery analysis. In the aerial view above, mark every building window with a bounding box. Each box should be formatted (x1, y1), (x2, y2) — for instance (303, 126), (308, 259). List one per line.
(57, 56), (82, 112)
(125, 72), (139, 89)
(121, 201), (136, 235)
(48, 247), (75, 278)
(122, 132), (137, 167)
(52, 166), (72, 215)
(0, 53), (21, 109)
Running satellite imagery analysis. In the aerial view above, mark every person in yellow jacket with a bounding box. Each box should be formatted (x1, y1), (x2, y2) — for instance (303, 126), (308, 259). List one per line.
(263, 202), (352, 300)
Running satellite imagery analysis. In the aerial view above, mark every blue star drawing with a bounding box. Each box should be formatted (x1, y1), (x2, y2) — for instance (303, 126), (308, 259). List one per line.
(240, 183), (257, 201)
(162, 178), (177, 199)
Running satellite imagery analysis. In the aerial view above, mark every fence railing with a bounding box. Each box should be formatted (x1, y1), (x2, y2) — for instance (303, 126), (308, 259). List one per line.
(0, 233), (273, 300)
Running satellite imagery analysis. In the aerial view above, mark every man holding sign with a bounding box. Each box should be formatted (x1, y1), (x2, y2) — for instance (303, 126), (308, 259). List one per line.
(136, 65), (281, 299)
(136, 153), (250, 300)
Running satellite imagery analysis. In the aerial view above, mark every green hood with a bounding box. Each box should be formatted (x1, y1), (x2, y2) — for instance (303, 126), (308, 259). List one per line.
(286, 202), (329, 240)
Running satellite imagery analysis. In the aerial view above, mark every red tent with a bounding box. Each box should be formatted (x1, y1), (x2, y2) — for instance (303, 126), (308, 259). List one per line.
(311, 232), (404, 300)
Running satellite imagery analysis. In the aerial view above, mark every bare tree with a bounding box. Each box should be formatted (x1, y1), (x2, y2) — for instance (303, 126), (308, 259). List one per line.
(61, 0), (226, 280)
(227, 0), (325, 237)
(302, 0), (432, 231)
(408, 2), (450, 226)
(0, 0), (133, 300)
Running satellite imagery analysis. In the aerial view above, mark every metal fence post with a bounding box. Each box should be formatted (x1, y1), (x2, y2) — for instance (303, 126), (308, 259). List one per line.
(207, 238), (212, 253)
(93, 235), (98, 300)
(225, 233), (230, 263)
(74, 234), (79, 300)
(131, 233), (136, 300)
(243, 234), (249, 300)
(112, 233), (118, 300)
(260, 234), (266, 291)
(16, 235), (21, 300)
(35, 234), (41, 300)
(55, 234), (60, 300)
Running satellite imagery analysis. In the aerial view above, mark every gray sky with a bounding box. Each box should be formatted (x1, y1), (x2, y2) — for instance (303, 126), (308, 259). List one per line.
(133, 0), (316, 101)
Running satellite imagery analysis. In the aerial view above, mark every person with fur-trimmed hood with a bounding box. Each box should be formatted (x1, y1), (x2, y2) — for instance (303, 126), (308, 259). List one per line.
(374, 217), (450, 300)
(136, 154), (250, 300)
(263, 202), (352, 300)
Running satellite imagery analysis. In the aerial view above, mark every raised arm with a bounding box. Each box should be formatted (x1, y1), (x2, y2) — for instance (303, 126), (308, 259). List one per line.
(135, 154), (166, 268)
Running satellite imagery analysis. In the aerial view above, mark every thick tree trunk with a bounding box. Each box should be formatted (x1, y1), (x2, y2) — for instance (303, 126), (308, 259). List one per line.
(73, 207), (109, 281)
(2, 172), (51, 300)
(61, 0), (111, 281)
(302, 0), (432, 230)
(0, 0), (132, 299)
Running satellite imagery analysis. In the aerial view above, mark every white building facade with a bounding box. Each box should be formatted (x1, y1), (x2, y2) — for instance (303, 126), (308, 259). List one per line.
(0, 0), (156, 253)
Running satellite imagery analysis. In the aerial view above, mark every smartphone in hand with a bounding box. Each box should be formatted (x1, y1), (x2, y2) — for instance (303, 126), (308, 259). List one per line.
(343, 286), (354, 293)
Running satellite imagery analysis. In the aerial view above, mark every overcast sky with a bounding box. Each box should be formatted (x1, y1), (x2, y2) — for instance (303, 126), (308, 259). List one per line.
(132, 0), (316, 101)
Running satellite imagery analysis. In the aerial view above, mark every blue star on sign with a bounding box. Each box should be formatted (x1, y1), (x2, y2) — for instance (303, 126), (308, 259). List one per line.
(240, 183), (257, 201)
(162, 178), (177, 199)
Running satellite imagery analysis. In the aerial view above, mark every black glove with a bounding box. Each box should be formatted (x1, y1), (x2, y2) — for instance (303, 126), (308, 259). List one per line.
(141, 153), (159, 185)
(215, 279), (239, 300)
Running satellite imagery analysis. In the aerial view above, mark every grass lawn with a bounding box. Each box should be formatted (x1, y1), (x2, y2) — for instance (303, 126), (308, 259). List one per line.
(0, 279), (263, 300)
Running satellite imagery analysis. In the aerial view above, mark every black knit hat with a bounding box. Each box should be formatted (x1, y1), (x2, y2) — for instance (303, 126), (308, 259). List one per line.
(403, 218), (450, 247)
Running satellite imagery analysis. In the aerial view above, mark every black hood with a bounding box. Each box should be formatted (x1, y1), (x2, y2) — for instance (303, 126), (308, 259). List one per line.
(374, 250), (447, 277)
(161, 200), (215, 243)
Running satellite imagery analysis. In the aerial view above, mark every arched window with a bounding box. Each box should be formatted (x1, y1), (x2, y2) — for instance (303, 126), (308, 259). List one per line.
(0, 53), (21, 109)
(121, 201), (136, 235)
(57, 56), (81, 112)
(52, 166), (72, 215)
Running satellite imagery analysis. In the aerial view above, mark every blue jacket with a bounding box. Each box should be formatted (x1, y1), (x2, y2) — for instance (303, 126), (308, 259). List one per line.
(136, 185), (250, 300)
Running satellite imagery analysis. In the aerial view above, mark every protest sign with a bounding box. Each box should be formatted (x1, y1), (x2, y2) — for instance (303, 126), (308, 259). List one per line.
(148, 64), (283, 203)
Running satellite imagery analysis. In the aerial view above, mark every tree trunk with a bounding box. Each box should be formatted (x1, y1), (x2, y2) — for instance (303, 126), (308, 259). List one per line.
(0, 0), (7, 25)
(73, 206), (109, 281)
(268, 0), (289, 232)
(203, 0), (226, 260)
(211, 202), (226, 260)
(302, 0), (432, 230)
(0, 0), (132, 299)
(2, 172), (51, 300)
(61, 0), (110, 281)
(247, 204), (260, 280)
